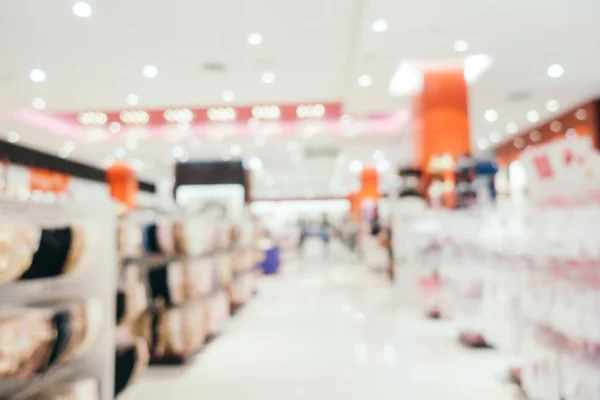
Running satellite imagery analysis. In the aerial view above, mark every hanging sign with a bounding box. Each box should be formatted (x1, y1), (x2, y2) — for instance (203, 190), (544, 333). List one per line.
(29, 168), (70, 193)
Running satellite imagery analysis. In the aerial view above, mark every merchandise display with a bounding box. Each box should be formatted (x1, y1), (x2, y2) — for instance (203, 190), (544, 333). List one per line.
(0, 199), (116, 400)
(400, 136), (600, 400)
(116, 206), (261, 370)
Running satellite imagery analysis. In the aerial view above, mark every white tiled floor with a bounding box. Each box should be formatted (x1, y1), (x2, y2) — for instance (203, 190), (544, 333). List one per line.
(121, 243), (520, 400)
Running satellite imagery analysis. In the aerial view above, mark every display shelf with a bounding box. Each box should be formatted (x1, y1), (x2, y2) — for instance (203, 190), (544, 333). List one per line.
(0, 199), (117, 400)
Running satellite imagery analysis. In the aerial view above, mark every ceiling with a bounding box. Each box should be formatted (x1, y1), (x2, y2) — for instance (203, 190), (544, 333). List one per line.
(0, 0), (599, 198)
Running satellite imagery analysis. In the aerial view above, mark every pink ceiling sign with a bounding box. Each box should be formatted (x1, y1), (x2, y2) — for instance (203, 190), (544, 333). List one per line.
(10, 102), (410, 141)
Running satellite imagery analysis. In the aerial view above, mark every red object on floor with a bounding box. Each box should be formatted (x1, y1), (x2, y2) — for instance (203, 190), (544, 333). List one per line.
(509, 367), (522, 385)
(459, 331), (489, 347)
(426, 307), (441, 319)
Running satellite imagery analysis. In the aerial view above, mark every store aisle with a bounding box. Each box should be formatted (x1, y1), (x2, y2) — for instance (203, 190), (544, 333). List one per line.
(121, 256), (520, 400)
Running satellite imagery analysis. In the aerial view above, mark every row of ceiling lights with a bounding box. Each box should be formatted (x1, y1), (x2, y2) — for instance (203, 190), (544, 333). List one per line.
(478, 61), (569, 150)
(478, 105), (588, 150)
(76, 103), (328, 126)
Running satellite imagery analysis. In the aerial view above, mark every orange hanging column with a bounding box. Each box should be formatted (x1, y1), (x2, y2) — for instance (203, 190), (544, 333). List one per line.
(358, 165), (380, 221)
(346, 191), (361, 220)
(106, 162), (138, 209)
(412, 67), (471, 206)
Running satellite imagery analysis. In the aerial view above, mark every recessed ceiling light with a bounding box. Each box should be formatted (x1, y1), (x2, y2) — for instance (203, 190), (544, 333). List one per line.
(547, 64), (564, 78)
(349, 160), (363, 174)
(550, 120), (562, 132)
(222, 90), (235, 103)
(453, 40), (469, 52)
(126, 94), (139, 106)
(358, 75), (373, 88)
(63, 141), (75, 153)
(72, 1), (92, 18)
(247, 33), (263, 45)
(371, 19), (389, 33)
(171, 145), (184, 158)
(114, 146), (126, 159)
(261, 71), (276, 84)
(230, 144), (242, 156)
(506, 122), (518, 134)
(575, 108), (588, 121)
(565, 128), (577, 138)
(527, 110), (540, 123)
(142, 65), (159, 78)
(132, 159), (144, 171)
(514, 138), (525, 149)
(32, 97), (46, 110)
(490, 131), (501, 143)
(484, 109), (498, 122)
(546, 99), (560, 112)
(478, 138), (490, 150)
(59, 148), (70, 159)
(529, 130), (541, 142)
(7, 131), (20, 143)
(372, 150), (385, 160)
(29, 69), (46, 83)
(340, 114), (353, 125)
(108, 122), (121, 134)
(248, 157), (263, 170)
(376, 159), (390, 172)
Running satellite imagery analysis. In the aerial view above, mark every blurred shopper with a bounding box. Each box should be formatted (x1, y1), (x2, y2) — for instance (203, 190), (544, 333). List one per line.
(320, 214), (331, 257)
(370, 209), (394, 282)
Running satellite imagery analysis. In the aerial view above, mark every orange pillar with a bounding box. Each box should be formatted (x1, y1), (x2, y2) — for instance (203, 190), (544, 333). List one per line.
(412, 67), (471, 206)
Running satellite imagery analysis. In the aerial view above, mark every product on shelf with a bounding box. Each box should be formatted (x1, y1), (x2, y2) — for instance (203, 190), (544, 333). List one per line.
(114, 338), (149, 397)
(0, 199), (117, 400)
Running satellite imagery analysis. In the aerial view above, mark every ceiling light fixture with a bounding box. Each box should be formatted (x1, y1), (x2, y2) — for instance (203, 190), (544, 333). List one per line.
(7, 131), (20, 143)
(222, 90), (235, 103)
(32, 97), (46, 110)
(261, 71), (276, 84)
(164, 108), (194, 123)
(547, 64), (564, 78)
(29, 69), (46, 83)
(490, 131), (501, 143)
(484, 109), (498, 122)
(514, 138), (525, 149)
(372, 150), (385, 160)
(142, 65), (159, 78)
(78, 111), (108, 125)
(248, 157), (263, 170)
(376, 159), (390, 172)
(108, 122), (121, 134)
(453, 40), (469, 52)
(575, 108), (588, 121)
(63, 141), (75, 153)
(252, 105), (280, 120)
(546, 99), (560, 112)
(72, 1), (92, 18)
(506, 122), (518, 134)
(358, 74), (373, 88)
(171, 145), (184, 158)
(114, 147), (126, 159)
(349, 160), (363, 174)
(371, 19), (389, 33)
(126, 94), (139, 106)
(207, 107), (236, 122)
(230, 144), (242, 156)
(527, 110), (540, 123)
(247, 33), (263, 45)
(530, 130), (541, 142)
(120, 110), (149, 124)
(550, 120), (562, 132)
(59, 148), (70, 159)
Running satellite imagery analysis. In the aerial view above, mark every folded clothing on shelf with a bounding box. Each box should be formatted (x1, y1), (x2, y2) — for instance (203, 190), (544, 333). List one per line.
(114, 338), (149, 397)
(0, 298), (104, 379)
